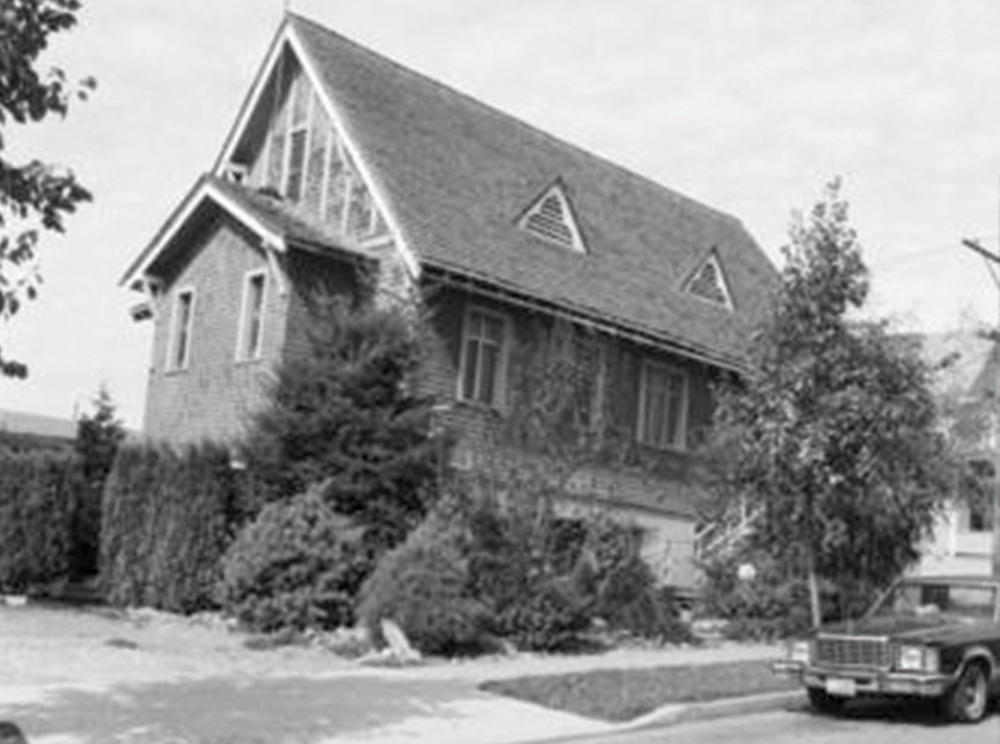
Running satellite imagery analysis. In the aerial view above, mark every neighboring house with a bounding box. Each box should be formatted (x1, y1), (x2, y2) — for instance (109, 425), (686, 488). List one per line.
(120, 14), (778, 589)
(0, 409), (77, 454)
(914, 331), (997, 577)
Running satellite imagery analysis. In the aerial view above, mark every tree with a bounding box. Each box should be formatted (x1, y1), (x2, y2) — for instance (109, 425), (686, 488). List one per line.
(72, 384), (124, 577)
(241, 295), (449, 563)
(708, 180), (953, 627)
(0, 0), (94, 377)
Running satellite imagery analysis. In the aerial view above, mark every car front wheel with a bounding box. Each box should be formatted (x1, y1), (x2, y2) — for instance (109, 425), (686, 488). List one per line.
(942, 662), (989, 723)
(807, 687), (848, 715)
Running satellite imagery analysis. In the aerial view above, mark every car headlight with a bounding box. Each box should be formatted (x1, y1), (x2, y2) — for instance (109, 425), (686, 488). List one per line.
(787, 639), (812, 664)
(897, 645), (939, 673)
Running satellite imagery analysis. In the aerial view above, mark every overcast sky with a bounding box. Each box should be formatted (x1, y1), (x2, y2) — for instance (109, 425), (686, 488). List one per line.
(1, 0), (999, 428)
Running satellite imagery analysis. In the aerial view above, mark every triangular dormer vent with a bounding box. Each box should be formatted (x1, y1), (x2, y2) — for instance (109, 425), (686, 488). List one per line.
(518, 183), (585, 253)
(684, 251), (732, 309)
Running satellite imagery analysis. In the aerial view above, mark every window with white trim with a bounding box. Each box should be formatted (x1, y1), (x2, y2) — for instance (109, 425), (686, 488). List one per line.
(167, 288), (195, 372)
(284, 70), (311, 202)
(637, 361), (688, 450)
(458, 308), (508, 407)
(237, 270), (267, 362)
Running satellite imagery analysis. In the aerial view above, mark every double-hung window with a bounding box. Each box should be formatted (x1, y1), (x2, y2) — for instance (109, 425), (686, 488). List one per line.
(638, 361), (688, 450)
(459, 308), (507, 408)
(168, 288), (195, 372)
(237, 270), (267, 362)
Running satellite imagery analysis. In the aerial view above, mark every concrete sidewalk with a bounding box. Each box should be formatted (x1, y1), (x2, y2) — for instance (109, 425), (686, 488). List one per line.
(1, 640), (792, 744)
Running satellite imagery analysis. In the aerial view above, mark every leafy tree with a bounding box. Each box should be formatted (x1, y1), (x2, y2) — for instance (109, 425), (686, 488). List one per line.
(0, 0), (95, 377)
(241, 295), (449, 563)
(72, 384), (124, 577)
(708, 180), (952, 627)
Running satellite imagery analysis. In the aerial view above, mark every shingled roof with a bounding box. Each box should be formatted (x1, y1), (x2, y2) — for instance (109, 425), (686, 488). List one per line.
(284, 14), (778, 369)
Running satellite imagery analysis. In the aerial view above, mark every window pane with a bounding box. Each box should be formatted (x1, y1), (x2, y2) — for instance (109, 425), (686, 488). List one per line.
(286, 129), (307, 202)
(174, 292), (193, 369)
(479, 344), (499, 404)
(290, 70), (310, 127)
(665, 373), (685, 446)
(483, 316), (504, 344)
(640, 365), (686, 448)
(347, 179), (374, 237)
(462, 338), (480, 400)
(244, 275), (266, 359)
(324, 138), (348, 227)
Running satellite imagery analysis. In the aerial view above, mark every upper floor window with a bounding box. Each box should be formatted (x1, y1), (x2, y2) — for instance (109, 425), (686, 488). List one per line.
(237, 270), (267, 362)
(168, 288), (196, 372)
(637, 361), (688, 450)
(459, 308), (508, 408)
(284, 75), (312, 202)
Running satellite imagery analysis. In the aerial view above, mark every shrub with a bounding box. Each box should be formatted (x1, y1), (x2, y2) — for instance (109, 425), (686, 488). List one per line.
(591, 555), (694, 643)
(356, 515), (489, 656)
(100, 442), (244, 612)
(217, 488), (365, 633)
(698, 552), (815, 640)
(0, 452), (81, 592)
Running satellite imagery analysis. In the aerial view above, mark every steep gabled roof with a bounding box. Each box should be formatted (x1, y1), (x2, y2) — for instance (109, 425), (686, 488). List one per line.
(285, 14), (778, 369)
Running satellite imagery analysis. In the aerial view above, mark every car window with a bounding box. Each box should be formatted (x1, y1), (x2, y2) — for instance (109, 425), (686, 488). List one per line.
(871, 582), (997, 621)
(948, 586), (996, 619)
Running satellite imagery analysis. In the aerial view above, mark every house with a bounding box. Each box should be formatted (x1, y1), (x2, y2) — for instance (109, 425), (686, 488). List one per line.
(120, 13), (779, 589)
(914, 330), (998, 577)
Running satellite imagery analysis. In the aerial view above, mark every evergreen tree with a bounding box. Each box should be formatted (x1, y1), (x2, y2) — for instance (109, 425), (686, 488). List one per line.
(72, 385), (124, 578)
(242, 295), (449, 559)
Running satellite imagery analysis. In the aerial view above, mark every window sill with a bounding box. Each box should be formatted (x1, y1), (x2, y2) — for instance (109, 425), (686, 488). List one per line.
(637, 440), (688, 456)
(164, 367), (190, 377)
(454, 397), (505, 417)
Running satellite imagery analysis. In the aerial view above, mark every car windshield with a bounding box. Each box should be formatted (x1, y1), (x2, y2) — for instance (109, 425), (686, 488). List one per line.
(868, 581), (998, 622)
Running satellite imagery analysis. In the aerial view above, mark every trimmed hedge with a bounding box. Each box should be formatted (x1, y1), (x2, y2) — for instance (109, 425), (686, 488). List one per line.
(0, 451), (82, 593)
(100, 442), (245, 613)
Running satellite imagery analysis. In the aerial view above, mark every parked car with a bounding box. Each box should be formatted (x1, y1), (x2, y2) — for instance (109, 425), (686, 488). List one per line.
(774, 574), (1000, 723)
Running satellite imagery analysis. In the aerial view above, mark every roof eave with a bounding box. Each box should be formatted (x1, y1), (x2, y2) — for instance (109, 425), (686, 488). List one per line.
(421, 261), (746, 374)
(119, 177), (287, 290)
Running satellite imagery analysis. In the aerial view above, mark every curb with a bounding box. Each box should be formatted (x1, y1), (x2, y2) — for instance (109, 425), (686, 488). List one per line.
(632, 689), (805, 730)
(527, 689), (805, 744)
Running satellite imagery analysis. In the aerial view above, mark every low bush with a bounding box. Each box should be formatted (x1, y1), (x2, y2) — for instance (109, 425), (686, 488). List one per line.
(356, 515), (489, 655)
(0, 452), (81, 593)
(217, 488), (365, 633)
(100, 442), (244, 612)
(591, 555), (694, 643)
(698, 553), (815, 640)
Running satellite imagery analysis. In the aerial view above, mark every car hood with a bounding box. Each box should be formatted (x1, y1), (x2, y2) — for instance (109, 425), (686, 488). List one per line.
(819, 615), (998, 644)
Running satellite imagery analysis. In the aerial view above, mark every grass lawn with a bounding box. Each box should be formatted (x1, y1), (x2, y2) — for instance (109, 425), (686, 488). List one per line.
(480, 659), (797, 722)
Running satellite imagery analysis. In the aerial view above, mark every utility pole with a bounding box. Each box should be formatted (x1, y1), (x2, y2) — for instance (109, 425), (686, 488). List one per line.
(962, 236), (1000, 579)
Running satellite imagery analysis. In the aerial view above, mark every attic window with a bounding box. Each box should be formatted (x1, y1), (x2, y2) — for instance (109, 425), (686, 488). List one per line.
(519, 183), (585, 253)
(684, 252), (732, 309)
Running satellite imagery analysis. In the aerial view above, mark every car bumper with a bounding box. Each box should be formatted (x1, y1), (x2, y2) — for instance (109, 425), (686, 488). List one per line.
(773, 660), (952, 698)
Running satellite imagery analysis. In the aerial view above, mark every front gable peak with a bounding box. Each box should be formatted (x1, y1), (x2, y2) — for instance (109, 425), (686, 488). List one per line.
(212, 15), (416, 274)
